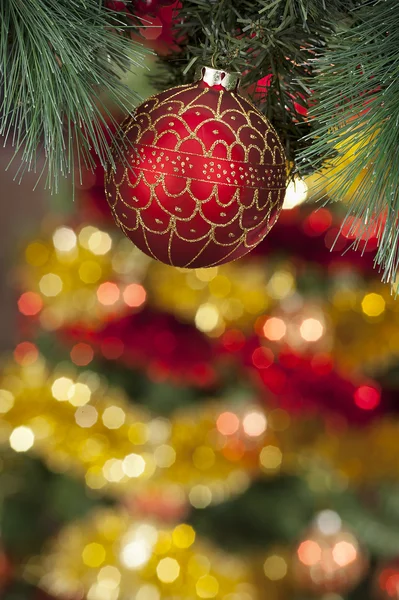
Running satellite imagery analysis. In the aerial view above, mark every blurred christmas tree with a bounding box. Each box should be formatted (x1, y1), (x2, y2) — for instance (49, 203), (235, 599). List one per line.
(3, 2), (399, 599)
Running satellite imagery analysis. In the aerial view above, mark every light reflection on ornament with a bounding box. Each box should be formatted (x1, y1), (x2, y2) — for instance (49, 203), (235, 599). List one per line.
(283, 177), (308, 210)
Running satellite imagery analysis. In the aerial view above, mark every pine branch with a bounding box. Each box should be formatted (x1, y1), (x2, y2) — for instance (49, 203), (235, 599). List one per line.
(298, 0), (399, 286)
(0, 0), (149, 191)
(156, 0), (359, 173)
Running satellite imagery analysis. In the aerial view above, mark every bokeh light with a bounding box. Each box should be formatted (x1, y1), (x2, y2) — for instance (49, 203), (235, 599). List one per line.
(10, 426), (35, 452)
(263, 317), (286, 341)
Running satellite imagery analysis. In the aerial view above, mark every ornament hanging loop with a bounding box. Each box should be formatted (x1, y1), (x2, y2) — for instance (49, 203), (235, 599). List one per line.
(195, 65), (240, 91)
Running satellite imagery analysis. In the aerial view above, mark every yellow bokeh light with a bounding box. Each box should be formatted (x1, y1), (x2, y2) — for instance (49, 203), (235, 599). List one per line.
(39, 273), (63, 297)
(196, 575), (219, 598)
(154, 444), (176, 468)
(259, 445), (282, 470)
(267, 271), (295, 300)
(195, 268), (218, 282)
(121, 526), (157, 570)
(0, 389), (14, 413)
(97, 565), (121, 589)
(52, 227), (77, 252)
(263, 555), (288, 581)
(82, 543), (106, 568)
(361, 292), (386, 317)
(86, 466), (106, 490)
(67, 382), (92, 407)
(102, 406), (125, 429)
(283, 177), (308, 209)
(25, 241), (50, 266)
(103, 459), (125, 483)
(128, 422), (148, 445)
(209, 275), (231, 298)
(195, 303), (220, 333)
(88, 231), (112, 255)
(192, 446), (216, 470)
(51, 377), (74, 401)
(156, 557), (180, 583)
(9, 426), (35, 452)
(172, 524), (196, 549)
(136, 584), (161, 600)
(243, 411), (267, 437)
(189, 485), (213, 508)
(263, 317), (286, 341)
(300, 318), (324, 342)
(122, 453), (146, 478)
(79, 261), (103, 284)
(75, 406), (98, 428)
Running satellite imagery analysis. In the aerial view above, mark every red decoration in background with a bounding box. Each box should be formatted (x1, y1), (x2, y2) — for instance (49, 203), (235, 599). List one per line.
(105, 67), (286, 268)
(61, 310), (218, 389)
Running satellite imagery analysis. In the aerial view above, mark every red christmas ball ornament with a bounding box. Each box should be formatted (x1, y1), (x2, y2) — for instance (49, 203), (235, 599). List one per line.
(106, 66), (286, 268)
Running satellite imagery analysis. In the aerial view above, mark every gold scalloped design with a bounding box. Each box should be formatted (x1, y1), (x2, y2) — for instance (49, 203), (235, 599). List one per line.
(106, 82), (286, 268)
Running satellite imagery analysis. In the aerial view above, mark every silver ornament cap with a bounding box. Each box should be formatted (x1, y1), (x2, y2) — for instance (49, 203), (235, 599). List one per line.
(195, 65), (241, 91)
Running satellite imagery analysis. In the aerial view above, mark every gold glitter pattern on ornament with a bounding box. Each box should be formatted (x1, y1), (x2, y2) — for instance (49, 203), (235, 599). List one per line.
(105, 82), (286, 268)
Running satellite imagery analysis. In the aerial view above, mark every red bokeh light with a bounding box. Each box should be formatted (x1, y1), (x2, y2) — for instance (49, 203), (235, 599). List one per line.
(18, 292), (43, 316)
(354, 385), (381, 410)
(123, 283), (147, 308)
(14, 342), (39, 366)
(70, 343), (94, 366)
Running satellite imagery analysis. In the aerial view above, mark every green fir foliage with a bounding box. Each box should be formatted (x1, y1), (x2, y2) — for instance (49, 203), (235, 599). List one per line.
(158, 0), (359, 173)
(298, 0), (399, 287)
(0, 0), (148, 191)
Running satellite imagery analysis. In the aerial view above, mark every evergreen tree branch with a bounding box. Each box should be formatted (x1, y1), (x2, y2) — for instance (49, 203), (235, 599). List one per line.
(157, 0), (359, 173)
(298, 0), (399, 286)
(0, 0), (149, 191)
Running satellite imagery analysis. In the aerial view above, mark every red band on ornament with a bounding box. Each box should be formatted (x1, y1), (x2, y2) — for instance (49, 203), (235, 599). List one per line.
(131, 144), (286, 190)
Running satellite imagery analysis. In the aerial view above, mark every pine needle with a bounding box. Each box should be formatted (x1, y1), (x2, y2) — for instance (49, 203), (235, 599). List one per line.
(298, 0), (399, 287)
(0, 0), (149, 191)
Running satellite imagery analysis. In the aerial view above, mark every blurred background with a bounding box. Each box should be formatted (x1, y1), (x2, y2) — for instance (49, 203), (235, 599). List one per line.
(2, 6), (399, 600)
